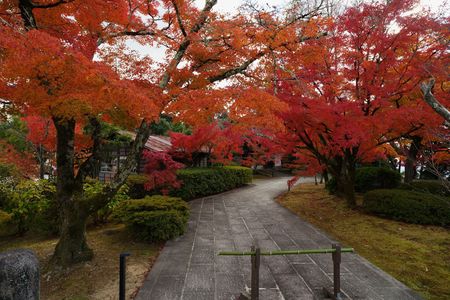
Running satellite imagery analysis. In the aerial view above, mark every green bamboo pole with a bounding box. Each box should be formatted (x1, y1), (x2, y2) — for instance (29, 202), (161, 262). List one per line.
(218, 248), (354, 256)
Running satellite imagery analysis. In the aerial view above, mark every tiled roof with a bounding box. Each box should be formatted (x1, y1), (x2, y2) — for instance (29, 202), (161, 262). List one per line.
(145, 135), (172, 152)
(118, 130), (172, 152)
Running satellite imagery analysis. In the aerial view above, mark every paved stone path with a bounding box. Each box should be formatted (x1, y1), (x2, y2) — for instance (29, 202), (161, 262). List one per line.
(136, 177), (422, 300)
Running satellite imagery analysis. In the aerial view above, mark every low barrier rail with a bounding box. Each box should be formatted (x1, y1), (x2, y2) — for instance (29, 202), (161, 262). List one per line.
(219, 244), (354, 300)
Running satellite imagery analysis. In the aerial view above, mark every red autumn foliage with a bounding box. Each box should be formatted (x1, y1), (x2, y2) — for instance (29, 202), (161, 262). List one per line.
(142, 150), (184, 195)
(0, 140), (38, 178)
(276, 0), (448, 203)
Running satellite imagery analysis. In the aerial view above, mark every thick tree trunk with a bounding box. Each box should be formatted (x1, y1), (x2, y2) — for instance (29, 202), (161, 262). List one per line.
(404, 136), (422, 183)
(53, 199), (92, 265)
(51, 117), (92, 266)
(334, 174), (356, 207)
(50, 118), (153, 266)
(329, 153), (357, 207)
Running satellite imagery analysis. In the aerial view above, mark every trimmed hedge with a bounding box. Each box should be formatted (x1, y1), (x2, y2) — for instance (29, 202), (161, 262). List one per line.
(355, 167), (401, 193)
(400, 180), (450, 197)
(363, 189), (450, 226)
(172, 166), (253, 200)
(115, 195), (190, 241)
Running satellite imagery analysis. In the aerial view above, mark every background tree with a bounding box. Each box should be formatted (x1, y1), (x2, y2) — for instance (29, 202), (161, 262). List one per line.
(1, 0), (326, 265)
(277, 0), (448, 205)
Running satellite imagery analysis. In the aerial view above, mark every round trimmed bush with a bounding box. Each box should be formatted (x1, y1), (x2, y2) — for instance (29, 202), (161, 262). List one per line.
(115, 195), (190, 241)
(355, 167), (401, 193)
(400, 180), (449, 197)
(363, 189), (450, 226)
(125, 210), (187, 241)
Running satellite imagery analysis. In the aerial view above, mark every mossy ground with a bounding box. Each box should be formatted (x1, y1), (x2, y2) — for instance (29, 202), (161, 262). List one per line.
(277, 183), (450, 300)
(0, 224), (161, 299)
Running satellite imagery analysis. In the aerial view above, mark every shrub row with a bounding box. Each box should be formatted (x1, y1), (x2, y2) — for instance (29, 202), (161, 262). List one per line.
(354, 167), (401, 192)
(115, 195), (190, 241)
(399, 180), (449, 197)
(326, 167), (401, 194)
(171, 166), (253, 200)
(363, 189), (450, 226)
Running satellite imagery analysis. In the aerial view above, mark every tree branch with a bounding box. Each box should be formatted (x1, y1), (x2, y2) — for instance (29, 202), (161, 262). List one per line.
(159, 0), (218, 88)
(208, 52), (265, 83)
(420, 78), (450, 123)
(171, 0), (187, 37)
(31, 0), (74, 8)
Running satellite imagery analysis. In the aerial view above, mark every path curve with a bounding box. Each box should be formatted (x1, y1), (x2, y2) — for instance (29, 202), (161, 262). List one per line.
(136, 177), (422, 300)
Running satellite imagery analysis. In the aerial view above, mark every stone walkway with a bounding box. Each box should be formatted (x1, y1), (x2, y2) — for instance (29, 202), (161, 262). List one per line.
(136, 177), (422, 300)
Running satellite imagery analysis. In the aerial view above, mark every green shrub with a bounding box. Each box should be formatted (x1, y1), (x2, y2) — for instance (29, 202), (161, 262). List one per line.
(355, 167), (401, 193)
(84, 179), (130, 224)
(0, 163), (20, 208)
(172, 166), (253, 200)
(0, 163), (19, 180)
(363, 189), (450, 226)
(126, 174), (150, 199)
(7, 180), (58, 235)
(0, 209), (16, 236)
(115, 195), (189, 241)
(0, 178), (15, 209)
(400, 180), (450, 197)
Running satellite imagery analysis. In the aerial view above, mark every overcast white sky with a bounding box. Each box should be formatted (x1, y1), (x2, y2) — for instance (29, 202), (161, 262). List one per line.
(194, 0), (448, 14)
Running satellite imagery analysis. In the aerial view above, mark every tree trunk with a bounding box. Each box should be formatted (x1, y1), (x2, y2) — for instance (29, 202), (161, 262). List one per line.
(53, 199), (92, 265)
(51, 117), (92, 266)
(322, 170), (329, 183)
(334, 174), (355, 207)
(404, 136), (422, 183)
(329, 153), (356, 207)
(38, 144), (45, 179)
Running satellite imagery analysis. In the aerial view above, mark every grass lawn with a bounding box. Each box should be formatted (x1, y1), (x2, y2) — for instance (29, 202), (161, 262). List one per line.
(277, 183), (450, 300)
(0, 224), (161, 300)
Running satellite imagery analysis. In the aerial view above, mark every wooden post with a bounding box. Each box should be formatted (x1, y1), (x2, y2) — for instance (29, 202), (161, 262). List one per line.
(251, 246), (260, 300)
(332, 244), (342, 300)
(119, 253), (130, 300)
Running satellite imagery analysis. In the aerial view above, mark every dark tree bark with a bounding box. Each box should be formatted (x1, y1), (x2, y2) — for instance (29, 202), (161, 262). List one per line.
(404, 136), (422, 183)
(38, 144), (45, 179)
(18, 0), (37, 29)
(322, 170), (329, 183)
(51, 117), (92, 265)
(50, 117), (153, 266)
(328, 151), (357, 207)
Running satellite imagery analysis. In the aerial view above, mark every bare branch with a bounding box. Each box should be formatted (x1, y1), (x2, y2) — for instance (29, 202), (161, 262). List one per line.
(171, 0), (187, 37)
(420, 78), (450, 123)
(159, 0), (218, 88)
(208, 52), (265, 83)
